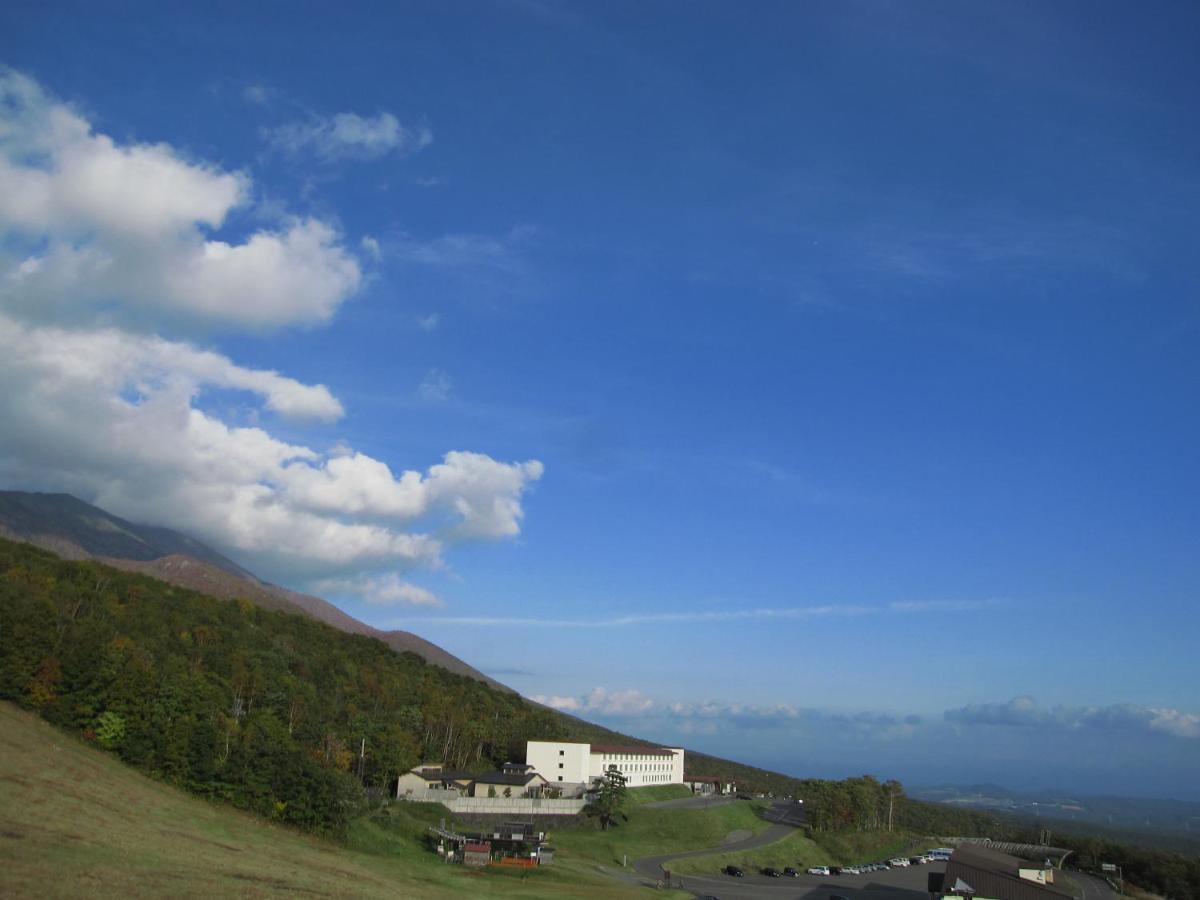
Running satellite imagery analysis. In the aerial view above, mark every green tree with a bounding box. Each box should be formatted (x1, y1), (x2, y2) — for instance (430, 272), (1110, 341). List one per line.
(95, 710), (126, 749)
(586, 768), (628, 831)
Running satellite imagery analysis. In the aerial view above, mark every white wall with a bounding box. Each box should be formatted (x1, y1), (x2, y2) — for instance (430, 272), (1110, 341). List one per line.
(587, 747), (686, 787)
(526, 740), (590, 785)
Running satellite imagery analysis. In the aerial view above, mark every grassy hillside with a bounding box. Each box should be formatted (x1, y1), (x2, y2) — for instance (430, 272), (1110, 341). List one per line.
(0, 701), (688, 898)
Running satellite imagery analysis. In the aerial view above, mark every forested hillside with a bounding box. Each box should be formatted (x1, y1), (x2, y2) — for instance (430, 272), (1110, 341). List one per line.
(0, 538), (588, 833)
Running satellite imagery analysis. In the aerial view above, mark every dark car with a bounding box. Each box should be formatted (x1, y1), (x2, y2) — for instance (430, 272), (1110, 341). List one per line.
(830, 866), (843, 876)
(724, 865), (744, 877)
(763, 867), (781, 877)
(783, 867), (800, 877)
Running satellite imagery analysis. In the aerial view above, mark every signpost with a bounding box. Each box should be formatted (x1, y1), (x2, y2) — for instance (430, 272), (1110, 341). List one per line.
(1101, 863), (1123, 894)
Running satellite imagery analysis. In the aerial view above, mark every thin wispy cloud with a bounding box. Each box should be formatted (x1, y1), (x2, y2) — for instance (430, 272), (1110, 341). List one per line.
(391, 600), (996, 628)
(265, 111), (432, 162)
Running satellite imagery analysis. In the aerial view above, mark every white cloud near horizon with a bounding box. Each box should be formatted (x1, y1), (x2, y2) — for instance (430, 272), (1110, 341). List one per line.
(0, 69), (544, 585)
(532, 687), (656, 716)
(390, 601), (996, 628)
(945, 695), (1200, 740)
(265, 111), (431, 161)
(0, 69), (361, 331)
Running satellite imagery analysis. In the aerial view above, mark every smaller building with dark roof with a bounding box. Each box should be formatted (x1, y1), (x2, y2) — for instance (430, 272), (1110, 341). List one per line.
(932, 844), (1074, 900)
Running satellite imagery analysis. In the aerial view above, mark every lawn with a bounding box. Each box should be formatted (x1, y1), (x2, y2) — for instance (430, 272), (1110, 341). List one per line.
(552, 796), (773, 869)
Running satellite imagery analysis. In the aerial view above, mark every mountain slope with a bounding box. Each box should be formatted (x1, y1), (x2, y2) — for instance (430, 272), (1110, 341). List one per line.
(0, 490), (507, 691)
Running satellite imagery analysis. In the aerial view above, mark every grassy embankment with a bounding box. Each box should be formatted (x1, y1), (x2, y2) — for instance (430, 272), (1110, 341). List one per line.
(0, 701), (783, 898)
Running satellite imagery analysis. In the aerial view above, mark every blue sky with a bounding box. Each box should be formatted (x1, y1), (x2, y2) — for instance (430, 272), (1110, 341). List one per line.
(2, 1), (1198, 798)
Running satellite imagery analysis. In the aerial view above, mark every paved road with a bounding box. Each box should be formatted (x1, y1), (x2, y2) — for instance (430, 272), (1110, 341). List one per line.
(633, 821), (799, 882)
(1071, 869), (1119, 900)
(654, 861), (941, 900)
(630, 802), (939, 899)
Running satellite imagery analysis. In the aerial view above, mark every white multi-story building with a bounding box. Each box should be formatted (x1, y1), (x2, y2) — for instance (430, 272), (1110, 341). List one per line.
(525, 740), (685, 788)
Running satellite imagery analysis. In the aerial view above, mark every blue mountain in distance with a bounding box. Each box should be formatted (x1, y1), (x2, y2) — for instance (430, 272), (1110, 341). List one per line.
(912, 783), (1200, 839)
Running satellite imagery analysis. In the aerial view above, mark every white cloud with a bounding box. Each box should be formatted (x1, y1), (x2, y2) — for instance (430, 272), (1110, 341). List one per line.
(945, 696), (1200, 740)
(416, 313), (440, 331)
(361, 235), (382, 261)
(0, 70), (544, 591)
(417, 368), (452, 402)
(0, 311), (542, 578)
(312, 572), (442, 607)
(531, 687), (655, 716)
(266, 111), (431, 161)
(0, 68), (361, 331)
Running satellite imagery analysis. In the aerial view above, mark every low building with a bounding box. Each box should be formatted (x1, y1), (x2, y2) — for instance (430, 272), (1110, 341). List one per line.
(463, 842), (491, 867)
(470, 769), (549, 798)
(396, 764), (474, 798)
(525, 740), (685, 788)
(683, 774), (722, 795)
(933, 845), (1073, 900)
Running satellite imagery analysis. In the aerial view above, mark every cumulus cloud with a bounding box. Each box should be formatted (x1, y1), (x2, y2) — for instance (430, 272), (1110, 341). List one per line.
(945, 696), (1200, 740)
(0, 69), (544, 587)
(0, 311), (542, 577)
(266, 111), (431, 161)
(311, 572), (442, 607)
(0, 68), (360, 330)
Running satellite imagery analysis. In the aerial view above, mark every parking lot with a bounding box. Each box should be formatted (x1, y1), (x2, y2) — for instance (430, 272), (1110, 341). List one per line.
(670, 859), (946, 899)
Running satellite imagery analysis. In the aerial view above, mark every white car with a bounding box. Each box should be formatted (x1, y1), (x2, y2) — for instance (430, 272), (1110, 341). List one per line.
(889, 858), (911, 867)
(808, 866), (831, 876)
(843, 866), (861, 875)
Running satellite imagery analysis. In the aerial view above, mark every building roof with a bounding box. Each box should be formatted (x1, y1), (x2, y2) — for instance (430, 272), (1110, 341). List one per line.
(684, 774), (721, 783)
(941, 845), (1073, 900)
(591, 743), (676, 756)
(475, 771), (547, 786)
(410, 767), (473, 781)
(464, 843), (491, 853)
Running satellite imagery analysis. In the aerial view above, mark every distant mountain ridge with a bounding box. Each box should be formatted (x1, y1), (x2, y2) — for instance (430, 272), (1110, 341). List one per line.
(0, 490), (508, 691)
(911, 783), (1200, 839)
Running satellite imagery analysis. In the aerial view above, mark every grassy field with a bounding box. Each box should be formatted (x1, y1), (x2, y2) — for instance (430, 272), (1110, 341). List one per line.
(0, 702), (785, 898)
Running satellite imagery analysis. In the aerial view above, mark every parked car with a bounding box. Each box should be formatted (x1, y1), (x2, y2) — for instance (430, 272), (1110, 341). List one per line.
(783, 867), (800, 877)
(843, 865), (861, 874)
(724, 865), (744, 877)
(763, 867), (781, 877)
(808, 866), (831, 876)
(889, 858), (911, 867)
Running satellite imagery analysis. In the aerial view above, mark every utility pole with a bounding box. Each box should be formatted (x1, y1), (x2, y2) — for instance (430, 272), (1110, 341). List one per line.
(358, 737), (366, 782)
